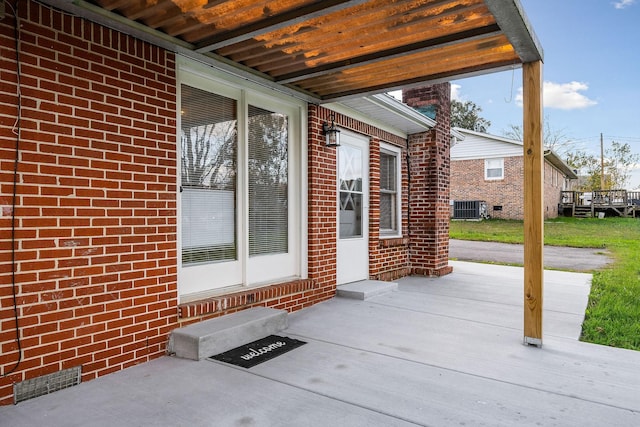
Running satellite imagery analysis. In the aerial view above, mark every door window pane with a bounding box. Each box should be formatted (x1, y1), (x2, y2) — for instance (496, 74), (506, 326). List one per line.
(181, 85), (237, 264)
(340, 192), (362, 237)
(339, 144), (363, 238)
(248, 105), (289, 256)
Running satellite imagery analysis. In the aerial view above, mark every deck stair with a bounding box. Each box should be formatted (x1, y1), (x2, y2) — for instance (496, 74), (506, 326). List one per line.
(573, 206), (592, 218)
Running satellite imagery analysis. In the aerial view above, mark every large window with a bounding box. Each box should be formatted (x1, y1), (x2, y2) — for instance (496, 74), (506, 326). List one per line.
(380, 144), (402, 236)
(178, 66), (303, 297)
(485, 158), (504, 180)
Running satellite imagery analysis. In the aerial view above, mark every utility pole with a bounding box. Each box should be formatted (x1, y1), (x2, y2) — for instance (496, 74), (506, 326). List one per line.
(600, 133), (605, 190)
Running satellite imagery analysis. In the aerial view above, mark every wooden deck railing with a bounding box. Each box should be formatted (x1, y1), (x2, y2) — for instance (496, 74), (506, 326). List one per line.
(561, 190), (639, 206)
(592, 189), (628, 206)
(560, 189), (640, 217)
(561, 191), (575, 205)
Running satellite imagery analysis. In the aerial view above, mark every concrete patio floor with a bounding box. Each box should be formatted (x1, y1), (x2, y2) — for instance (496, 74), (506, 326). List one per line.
(2, 261), (639, 426)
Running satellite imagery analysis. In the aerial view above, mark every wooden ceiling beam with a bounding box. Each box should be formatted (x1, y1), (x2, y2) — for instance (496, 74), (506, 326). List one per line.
(298, 46), (515, 92)
(314, 58), (519, 102)
(124, 0), (172, 22)
(219, 1), (488, 65)
(214, 0), (406, 59)
(485, 0), (543, 62)
(195, 0), (369, 53)
(40, 0), (541, 104)
(257, 18), (497, 76)
(297, 38), (517, 93)
(238, 5), (493, 72)
(276, 24), (502, 84)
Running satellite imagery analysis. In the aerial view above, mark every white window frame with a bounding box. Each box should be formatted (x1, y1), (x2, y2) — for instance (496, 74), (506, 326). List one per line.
(379, 143), (402, 238)
(177, 57), (307, 300)
(484, 158), (504, 180)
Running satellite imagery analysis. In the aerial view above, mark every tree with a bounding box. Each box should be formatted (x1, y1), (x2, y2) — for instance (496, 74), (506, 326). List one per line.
(181, 119), (237, 189)
(565, 141), (640, 191)
(502, 120), (574, 157)
(564, 150), (599, 191)
(450, 100), (491, 132)
(606, 141), (640, 190)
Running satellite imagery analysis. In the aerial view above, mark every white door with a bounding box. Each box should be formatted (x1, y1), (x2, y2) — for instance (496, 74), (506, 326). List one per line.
(337, 132), (369, 285)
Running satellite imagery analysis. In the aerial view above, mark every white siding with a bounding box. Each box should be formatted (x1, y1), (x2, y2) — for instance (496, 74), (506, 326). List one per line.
(451, 130), (522, 160)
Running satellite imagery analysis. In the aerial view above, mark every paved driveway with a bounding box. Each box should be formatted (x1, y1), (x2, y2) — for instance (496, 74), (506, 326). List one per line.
(449, 239), (613, 271)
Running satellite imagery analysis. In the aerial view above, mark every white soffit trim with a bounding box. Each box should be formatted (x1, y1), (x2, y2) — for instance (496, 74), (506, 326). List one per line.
(335, 93), (435, 138)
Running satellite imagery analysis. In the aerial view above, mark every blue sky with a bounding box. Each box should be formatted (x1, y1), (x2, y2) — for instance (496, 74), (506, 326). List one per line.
(450, 0), (640, 189)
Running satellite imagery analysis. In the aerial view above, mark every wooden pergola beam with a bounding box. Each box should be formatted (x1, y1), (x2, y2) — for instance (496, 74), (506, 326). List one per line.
(522, 60), (544, 346)
(275, 25), (502, 84)
(194, 0), (369, 53)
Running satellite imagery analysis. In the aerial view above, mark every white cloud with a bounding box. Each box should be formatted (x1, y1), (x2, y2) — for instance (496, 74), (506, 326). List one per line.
(515, 81), (597, 110)
(613, 0), (635, 9)
(450, 84), (463, 101)
(544, 81), (598, 109)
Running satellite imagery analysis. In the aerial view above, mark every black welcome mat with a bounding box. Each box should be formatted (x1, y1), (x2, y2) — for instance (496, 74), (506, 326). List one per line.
(209, 335), (306, 368)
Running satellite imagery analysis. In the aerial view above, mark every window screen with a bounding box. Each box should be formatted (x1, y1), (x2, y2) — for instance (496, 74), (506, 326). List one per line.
(248, 105), (289, 257)
(180, 85), (237, 264)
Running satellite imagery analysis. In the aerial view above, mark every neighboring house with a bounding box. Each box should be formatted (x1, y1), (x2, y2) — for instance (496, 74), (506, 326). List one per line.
(450, 129), (578, 220)
(0, 1), (543, 405)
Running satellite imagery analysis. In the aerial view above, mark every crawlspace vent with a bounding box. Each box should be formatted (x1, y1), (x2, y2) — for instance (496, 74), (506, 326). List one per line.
(14, 366), (82, 404)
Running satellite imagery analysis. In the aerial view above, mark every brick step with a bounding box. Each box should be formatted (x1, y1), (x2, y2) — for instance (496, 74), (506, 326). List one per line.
(337, 279), (398, 300)
(168, 307), (288, 360)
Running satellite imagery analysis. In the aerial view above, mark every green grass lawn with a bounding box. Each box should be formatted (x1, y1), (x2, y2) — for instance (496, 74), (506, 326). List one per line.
(449, 217), (640, 351)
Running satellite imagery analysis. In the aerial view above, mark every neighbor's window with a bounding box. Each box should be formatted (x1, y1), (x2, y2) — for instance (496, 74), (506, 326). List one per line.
(380, 144), (402, 236)
(485, 158), (504, 180)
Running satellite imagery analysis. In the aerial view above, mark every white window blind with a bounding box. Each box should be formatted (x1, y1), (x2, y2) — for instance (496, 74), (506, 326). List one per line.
(248, 105), (288, 257)
(485, 158), (504, 180)
(181, 85), (237, 264)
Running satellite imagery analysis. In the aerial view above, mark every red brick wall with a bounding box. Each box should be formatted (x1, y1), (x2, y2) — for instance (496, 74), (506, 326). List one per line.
(0, 1), (179, 404)
(368, 137), (412, 282)
(403, 84), (452, 276)
(450, 156), (564, 220)
(0, 1), (454, 405)
(307, 105), (340, 295)
(309, 106), (411, 285)
(451, 156), (524, 219)
(544, 161), (563, 219)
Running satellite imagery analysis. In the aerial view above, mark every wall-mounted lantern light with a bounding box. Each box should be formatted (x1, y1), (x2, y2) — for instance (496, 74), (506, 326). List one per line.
(323, 112), (341, 147)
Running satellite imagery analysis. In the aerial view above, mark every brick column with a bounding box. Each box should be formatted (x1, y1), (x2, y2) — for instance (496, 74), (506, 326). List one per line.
(403, 84), (453, 276)
(306, 105), (340, 300)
